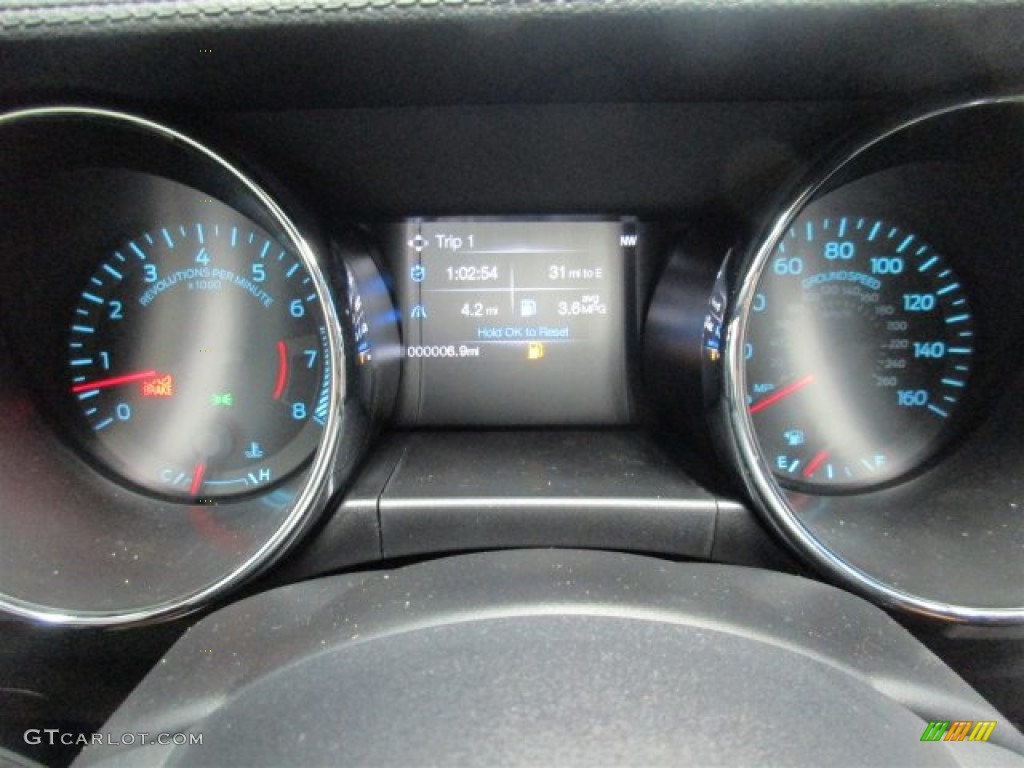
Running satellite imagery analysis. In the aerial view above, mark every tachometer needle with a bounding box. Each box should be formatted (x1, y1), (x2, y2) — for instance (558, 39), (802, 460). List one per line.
(70, 369), (158, 394)
(803, 450), (829, 479)
(749, 374), (815, 414)
(189, 463), (206, 497)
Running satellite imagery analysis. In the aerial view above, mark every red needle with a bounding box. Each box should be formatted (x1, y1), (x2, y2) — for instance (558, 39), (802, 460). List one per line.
(189, 463), (206, 497)
(71, 369), (158, 394)
(803, 450), (829, 479)
(749, 374), (815, 414)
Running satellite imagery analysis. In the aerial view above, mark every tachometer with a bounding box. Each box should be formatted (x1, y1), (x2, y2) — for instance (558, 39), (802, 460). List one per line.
(68, 219), (330, 500)
(744, 215), (973, 490)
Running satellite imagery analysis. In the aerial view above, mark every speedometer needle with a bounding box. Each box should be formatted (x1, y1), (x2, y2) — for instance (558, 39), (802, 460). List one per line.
(70, 369), (158, 394)
(749, 374), (815, 414)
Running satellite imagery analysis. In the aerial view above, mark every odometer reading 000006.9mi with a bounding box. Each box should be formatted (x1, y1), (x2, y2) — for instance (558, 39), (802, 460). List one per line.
(743, 215), (974, 491)
(68, 219), (330, 501)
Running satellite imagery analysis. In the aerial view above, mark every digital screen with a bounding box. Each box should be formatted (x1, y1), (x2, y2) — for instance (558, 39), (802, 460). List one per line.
(394, 219), (633, 424)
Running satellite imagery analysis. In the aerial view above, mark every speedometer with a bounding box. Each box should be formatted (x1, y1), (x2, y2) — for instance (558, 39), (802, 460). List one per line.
(744, 215), (973, 491)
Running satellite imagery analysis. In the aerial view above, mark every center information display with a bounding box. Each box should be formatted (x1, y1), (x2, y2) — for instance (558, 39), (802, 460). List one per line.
(394, 219), (632, 424)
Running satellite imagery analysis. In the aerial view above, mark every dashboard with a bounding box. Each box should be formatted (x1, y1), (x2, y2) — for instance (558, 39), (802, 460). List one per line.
(2, 2), (1024, 767)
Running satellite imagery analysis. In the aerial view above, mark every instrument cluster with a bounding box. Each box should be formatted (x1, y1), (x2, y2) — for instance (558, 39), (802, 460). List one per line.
(0, 100), (1022, 626)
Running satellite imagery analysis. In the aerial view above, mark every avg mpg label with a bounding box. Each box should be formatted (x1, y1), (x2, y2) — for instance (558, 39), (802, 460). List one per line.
(395, 219), (632, 424)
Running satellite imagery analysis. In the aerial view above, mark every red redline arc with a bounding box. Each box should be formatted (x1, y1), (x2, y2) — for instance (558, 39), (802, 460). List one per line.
(272, 340), (288, 400)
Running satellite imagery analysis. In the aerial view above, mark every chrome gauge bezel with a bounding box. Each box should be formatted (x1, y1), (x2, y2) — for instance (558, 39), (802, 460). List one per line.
(0, 106), (348, 626)
(722, 96), (1024, 624)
